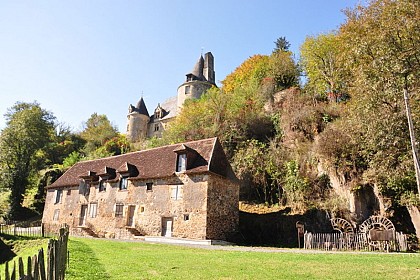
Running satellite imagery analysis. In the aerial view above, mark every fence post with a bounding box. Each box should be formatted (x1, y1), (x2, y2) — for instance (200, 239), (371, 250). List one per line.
(2, 226), (69, 280)
(18, 258), (24, 279)
(26, 256), (32, 280)
(4, 261), (9, 280)
(39, 248), (46, 280)
(47, 239), (55, 280)
(10, 261), (16, 280)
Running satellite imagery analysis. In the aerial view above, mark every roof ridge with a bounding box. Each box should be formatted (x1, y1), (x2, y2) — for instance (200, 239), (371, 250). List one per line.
(75, 137), (218, 164)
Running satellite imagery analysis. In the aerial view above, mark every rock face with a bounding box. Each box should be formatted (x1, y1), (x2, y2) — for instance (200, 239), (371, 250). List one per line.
(407, 206), (420, 238)
(318, 160), (384, 218)
(318, 160), (420, 239)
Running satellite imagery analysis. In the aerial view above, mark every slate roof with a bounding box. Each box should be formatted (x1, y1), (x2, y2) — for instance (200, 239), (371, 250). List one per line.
(129, 97), (149, 116)
(149, 95), (178, 122)
(190, 55), (204, 80)
(48, 137), (236, 189)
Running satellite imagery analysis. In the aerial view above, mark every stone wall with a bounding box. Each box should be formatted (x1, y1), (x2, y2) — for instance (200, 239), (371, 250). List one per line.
(127, 112), (149, 142)
(43, 172), (239, 240)
(177, 81), (213, 109)
(147, 117), (172, 138)
(42, 186), (82, 234)
(206, 175), (239, 240)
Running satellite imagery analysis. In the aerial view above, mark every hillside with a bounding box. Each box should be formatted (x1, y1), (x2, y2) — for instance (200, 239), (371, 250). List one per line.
(0, 0), (419, 241)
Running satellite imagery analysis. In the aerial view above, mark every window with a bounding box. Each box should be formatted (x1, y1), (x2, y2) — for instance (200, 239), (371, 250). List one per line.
(185, 85), (191, 94)
(176, 154), (187, 172)
(140, 206), (145, 213)
(79, 180), (89, 196)
(115, 203), (124, 217)
(154, 123), (159, 131)
(154, 110), (162, 119)
(67, 189), (71, 196)
(99, 180), (106, 192)
(119, 177), (128, 190)
(146, 182), (153, 192)
(183, 214), (190, 221)
(53, 209), (60, 221)
(55, 189), (63, 204)
(170, 185), (183, 200)
(89, 203), (98, 218)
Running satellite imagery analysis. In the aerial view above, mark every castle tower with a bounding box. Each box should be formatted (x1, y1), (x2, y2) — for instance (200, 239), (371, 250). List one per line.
(177, 52), (216, 109)
(203, 52), (215, 84)
(126, 97), (150, 142)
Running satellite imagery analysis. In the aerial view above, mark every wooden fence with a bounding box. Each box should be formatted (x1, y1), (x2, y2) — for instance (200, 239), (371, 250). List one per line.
(304, 231), (408, 252)
(1, 225), (69, 280)
(0, 224), (44, 238)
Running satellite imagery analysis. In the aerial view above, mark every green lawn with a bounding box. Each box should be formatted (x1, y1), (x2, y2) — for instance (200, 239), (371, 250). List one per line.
(66, 238), (420, 280)
(0, 235), (49, 279)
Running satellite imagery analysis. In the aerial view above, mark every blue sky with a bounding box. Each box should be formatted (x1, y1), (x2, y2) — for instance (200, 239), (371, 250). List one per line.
(0, 0), (361, 133)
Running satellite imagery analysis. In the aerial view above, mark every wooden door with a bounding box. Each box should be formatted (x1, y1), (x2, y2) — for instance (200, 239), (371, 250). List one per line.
(79, 205), (88, 226)
(127, 205), (136, 227)
(162, 217), (173, 237)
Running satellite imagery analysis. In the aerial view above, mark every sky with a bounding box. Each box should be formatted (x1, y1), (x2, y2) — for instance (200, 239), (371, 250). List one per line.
(0, 0), (362, 133)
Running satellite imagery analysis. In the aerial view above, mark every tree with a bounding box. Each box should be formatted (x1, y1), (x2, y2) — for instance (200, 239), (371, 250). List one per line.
(232, 139), (286, 204)
(273, 36), (290, 53)
(268, 51), (300, 91)
(80, 113), (118, 155)
(0, 102), (55, 220)
(339, 0), (420, 205)
(300, 32), (347, 100)
(45, 122), (85, 166)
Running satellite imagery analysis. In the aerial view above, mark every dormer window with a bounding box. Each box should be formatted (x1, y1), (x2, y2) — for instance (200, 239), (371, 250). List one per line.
(119, 176), (128, 190)
(176, 153), (187, 172)
(174, 144), (197, 173)
(116, 162), (138, 191)
(154, 105), (164, 119)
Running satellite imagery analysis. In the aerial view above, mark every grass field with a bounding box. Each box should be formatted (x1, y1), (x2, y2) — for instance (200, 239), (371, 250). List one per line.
(65, 238), (420, 280)
(0, 235), (49, 279)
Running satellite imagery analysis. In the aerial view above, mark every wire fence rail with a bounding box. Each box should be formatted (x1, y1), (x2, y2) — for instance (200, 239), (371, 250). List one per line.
(1, 225), (69, 280)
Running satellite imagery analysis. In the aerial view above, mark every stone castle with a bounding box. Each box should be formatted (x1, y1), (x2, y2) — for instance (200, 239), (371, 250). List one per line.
(126, 52), (216, 141)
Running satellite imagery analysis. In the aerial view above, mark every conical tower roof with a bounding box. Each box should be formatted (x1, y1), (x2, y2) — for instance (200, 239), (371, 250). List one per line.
(190, 55), (204, 79)
(135, 97), (149, 116)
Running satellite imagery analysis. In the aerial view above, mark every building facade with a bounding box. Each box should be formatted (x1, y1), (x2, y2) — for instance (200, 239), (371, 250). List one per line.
(42, 137), (239, 241)
(126, 52), (216, 142)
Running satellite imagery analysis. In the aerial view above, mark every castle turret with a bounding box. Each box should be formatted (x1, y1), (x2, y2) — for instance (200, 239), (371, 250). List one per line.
(126, 97), (150, 142)
(177, 52), (216, 109)
(203, 52), (215, 84)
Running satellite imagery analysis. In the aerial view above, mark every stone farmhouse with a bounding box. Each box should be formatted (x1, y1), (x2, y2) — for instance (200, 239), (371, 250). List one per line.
(126, 52), (216, 141)
(42, 137), (239, 241)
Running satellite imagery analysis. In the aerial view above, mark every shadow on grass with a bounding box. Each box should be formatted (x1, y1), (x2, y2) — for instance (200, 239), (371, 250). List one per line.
(66, 239), (110, 280)
(0, 234), (46, 264)
(0, 237), (16, 263)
